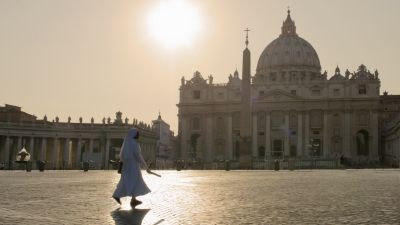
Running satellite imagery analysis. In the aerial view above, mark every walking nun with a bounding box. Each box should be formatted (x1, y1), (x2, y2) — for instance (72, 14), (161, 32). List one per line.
(113, 128), (151, 207)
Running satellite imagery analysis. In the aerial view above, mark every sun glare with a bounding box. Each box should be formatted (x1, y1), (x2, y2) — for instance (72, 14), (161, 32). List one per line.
(147, 0), (202, 49)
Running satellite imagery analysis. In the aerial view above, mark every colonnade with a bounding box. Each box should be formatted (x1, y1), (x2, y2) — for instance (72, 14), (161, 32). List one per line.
(0, 135), (156, 170)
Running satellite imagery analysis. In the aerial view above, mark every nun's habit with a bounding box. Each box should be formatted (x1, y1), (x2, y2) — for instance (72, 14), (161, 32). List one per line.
(113, 128), (150, 198)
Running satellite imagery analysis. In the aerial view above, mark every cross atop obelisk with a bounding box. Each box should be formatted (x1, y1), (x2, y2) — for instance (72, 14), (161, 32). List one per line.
(244, 28), (250, 47)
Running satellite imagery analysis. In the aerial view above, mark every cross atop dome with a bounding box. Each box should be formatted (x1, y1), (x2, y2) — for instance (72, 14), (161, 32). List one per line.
(281, 7), (297, 36)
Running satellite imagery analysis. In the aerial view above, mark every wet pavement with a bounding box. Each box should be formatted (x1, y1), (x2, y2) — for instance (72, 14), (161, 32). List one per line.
(0, 169), (399, 224)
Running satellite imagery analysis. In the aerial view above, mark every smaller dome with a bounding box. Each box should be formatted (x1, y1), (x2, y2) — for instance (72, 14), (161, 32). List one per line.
(329, 66), (345, 80)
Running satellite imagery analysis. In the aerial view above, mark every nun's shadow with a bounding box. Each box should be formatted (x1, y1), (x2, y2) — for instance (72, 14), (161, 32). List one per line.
(111, 208), (150, 225)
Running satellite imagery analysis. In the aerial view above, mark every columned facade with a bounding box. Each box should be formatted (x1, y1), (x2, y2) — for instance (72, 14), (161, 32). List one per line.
(265, 112), (271, 158)
(0, 119), (157, 170)
(226, 114), (233, 160)
(252, 113), (257, 157)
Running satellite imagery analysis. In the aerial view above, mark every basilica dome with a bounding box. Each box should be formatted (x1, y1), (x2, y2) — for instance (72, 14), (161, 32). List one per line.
(256, 10), (321, 75)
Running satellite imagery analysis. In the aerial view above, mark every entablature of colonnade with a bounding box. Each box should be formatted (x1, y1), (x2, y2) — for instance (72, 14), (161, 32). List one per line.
(0, 122), (157, 139)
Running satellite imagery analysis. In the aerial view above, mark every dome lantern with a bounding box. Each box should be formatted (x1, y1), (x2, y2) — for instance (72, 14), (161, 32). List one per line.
(281, 8), (297, 36)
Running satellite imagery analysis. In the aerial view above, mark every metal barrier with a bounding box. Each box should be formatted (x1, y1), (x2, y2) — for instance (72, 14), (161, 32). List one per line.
(252, 158), (340, 170)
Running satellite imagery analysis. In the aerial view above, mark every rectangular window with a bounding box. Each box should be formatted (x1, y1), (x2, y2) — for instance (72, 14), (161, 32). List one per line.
(193, 90), (201, 99)
(290, 90), (297, 95)
(333, 88), (340, 96)
(259, 90), (265, 96)
(358, 85), (367, 95)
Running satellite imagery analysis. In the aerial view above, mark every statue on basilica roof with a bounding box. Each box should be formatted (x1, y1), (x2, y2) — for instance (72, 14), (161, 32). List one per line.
(374, 69), (379, 79)
(208, 75), (213, 84)
(181, 76), (185, 86)
(345, 69), (351, 79)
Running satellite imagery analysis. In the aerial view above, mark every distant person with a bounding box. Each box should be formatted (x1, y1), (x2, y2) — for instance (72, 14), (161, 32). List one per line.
(340, 155), (345, 166)
(113, 128), (151, 207)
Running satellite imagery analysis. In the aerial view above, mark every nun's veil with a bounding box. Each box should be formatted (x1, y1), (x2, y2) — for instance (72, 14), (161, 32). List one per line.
(119, 128), (139, 160)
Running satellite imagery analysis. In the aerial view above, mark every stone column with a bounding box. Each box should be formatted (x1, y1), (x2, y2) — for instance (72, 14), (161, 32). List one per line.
(344, 110), (351, 158)
(41, 138), (47, 161)
(105, 138), (110, 168)
(180, 117), (187, 159)
(51, 138), (59, 169)
(142, 143), (147, 159)
(64, 138), (71, 168)
(252, 113), (258, 157)
(29, 138), (34, 160)
(297, 112), (303, 157)
(370, 111), (379, 160)
(3, 136), (10, 166)
(17, 136), (22, 152)
(226, 114), (233, 160)
(304, 112), (310, 157)
(205, 115), (213, 162)
(323, 111), (329, 158)
(89, 139), (94, 153)
(265, 112), (271, 159)
(76, 138), (82, 168)
(284, 113), (289, 157)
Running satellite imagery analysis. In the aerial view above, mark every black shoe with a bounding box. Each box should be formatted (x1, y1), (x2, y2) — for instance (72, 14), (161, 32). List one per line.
(113, 196), (121, 204)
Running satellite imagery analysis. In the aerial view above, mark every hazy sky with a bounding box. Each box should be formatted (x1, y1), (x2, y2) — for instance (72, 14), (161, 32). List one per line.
(1, 0), (399, 132)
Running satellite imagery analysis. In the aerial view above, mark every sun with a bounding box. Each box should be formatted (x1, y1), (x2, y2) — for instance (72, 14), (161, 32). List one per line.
(147, 0), (202, 49)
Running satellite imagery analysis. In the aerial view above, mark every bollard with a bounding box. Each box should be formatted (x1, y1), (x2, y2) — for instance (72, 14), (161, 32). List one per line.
(26, 161), (32, 172)
(225, 160), (231, 171)
(274, 159), (280, 171)
(176, 161), (182, 171)
(83, 161), (90, 172)
(37, 161), (46, 172)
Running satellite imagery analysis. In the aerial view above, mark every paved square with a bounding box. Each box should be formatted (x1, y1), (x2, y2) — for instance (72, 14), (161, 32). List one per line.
(0, 170), (399, 224)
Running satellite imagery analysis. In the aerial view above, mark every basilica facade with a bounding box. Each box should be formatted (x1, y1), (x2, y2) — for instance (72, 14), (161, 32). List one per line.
(177, 10), (389, 166)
